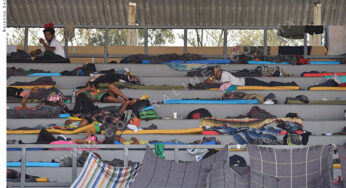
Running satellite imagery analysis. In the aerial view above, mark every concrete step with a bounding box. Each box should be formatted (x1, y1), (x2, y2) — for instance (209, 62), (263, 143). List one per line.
(7, 63), (346, 77)
(7, 89), (346, 104)
(7, 103), (346, 120)
(6, 119), (346, 135)
(6, 134), (346, 147)
(7, 76), (330, 89)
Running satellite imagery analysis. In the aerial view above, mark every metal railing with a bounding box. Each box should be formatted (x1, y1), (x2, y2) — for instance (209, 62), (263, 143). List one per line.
(7, 144), (245, 188)
(7, 24), (344, 64)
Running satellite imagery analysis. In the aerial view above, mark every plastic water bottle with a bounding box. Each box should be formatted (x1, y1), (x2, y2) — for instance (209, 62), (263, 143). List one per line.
(72, 91), (76, 103)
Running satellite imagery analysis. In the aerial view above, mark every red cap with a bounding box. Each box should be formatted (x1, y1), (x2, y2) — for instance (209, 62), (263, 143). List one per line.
(44, 23), (54, 29)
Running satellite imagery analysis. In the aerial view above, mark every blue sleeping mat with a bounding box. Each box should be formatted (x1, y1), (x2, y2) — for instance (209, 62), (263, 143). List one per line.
(163, 99), (259, 104)
(7, 162), (61, 167)
(150, 141), (217, 145)
(27, 73), (61, 76)
(248, 61), (290, 65)
(309, 61), (340, 65)
(7, 148), (44, 151)
(163, 59), (231, 64)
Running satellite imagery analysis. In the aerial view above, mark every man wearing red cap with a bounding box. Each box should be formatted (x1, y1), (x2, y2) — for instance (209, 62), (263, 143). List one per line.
(30, 23), (66, 58)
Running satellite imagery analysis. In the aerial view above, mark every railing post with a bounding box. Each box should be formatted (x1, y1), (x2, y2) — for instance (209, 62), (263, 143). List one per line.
(104, 27), (109, 64)
(72, 146), (77, 181)
(24, 27), (28, 53)
(144, 28), (148, 55)
(174, 147), (179, 163)
(264, 29), (268, 55)
(124, 145), (129, 167)
(20, 147), (26, 188)
(223, 28), (228, 59)
(184, 29), (187, 54)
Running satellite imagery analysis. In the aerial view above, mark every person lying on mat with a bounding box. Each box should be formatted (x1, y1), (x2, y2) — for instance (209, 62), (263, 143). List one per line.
(29, 23), (66, 58)
(76, 81), (137, 105)
(20, 87), (40, 110)
(70, 131), (102, 144)
(204, 65), (297, 90)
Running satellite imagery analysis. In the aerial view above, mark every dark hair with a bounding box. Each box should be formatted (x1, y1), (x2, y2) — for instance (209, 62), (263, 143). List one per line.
(214, 65), (221, 70)
(87, 81), (95, 87)
(43, 27), (55, 35)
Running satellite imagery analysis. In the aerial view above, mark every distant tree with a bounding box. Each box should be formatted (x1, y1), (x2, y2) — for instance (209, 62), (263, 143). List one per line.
(69, 28), (175, 46)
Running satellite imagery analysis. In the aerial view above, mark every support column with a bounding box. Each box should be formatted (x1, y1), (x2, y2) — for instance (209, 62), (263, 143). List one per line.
(310, 3), (322, 46)
(223, 28), (227, 59)
(24, 27), (28, 53)
(184, 29), (187, 54)
(127, 2), (137, 46)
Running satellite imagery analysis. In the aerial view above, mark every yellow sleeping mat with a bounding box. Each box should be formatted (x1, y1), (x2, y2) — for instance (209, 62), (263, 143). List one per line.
(7, 125), (203, 135)
(7, 85), (57, 89)
(309, 87), (346, 91)
(209, 86), (300, 91)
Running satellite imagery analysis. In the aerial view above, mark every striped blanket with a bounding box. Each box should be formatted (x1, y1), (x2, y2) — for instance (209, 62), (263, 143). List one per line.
(199, 117), (303, 129)
(70, 153), (141, 188)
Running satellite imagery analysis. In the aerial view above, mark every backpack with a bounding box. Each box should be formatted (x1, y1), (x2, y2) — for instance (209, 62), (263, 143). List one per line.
(131, 100), (151, 116)
(187, 108), (212, 119)
(7, 87), (23, 98)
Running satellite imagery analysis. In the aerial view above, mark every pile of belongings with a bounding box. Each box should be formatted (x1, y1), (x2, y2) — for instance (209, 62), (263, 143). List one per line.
(9, 76), (56, 86)
(7, 100), (69, 119)
(131, 99), (159, 120)
(200, 106), (311, 145)
(230, 54), (297, 64)
(7, 87), (67, 103)
(309, 75), (346, 88)
(120, 53), (207, 64)
(186, 65), (288, 77)
(60, 63), (96, 76)
(222, 92), (278, 104)
(7, 50), (33, 63)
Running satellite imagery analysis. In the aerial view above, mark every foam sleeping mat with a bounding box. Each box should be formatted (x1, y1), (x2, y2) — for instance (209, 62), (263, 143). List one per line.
(164, 59), (231, 64)
(7, 162), (61, 167)
(248, 61), (290, 65)
(309, 87), (346, 91)
(27, 73), (61, 76)
(208, 86), (300, 91)
(163, 99), (259, 104)
(7, 85), (57, 89)
(7, 148), (44, 151)
(286, 99), (346, 105)
(302, 73), (346, 77)
(309, 61), (340, 65)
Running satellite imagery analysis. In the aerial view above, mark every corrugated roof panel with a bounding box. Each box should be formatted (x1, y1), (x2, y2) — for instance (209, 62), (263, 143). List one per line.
(6, 0), (346, 26)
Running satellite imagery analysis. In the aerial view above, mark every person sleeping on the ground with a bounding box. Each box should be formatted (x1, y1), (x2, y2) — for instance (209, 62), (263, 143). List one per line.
(203, 65), (297, 91)
(76, 81), (137, 105)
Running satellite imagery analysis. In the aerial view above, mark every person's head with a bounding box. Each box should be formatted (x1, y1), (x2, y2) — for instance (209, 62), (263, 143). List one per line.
(43, 27), (55, 42)
(213, 65), (222, 80)
(87, 81), (95, 88)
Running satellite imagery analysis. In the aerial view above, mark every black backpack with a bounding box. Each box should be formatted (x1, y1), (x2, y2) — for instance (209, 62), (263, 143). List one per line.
(131, 100), (151, 116)
(187, 108), (212, 119)
(7, 87), (23, 98)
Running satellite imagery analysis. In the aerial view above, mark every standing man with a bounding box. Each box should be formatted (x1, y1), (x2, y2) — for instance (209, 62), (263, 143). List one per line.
(30, 23), (66, 59)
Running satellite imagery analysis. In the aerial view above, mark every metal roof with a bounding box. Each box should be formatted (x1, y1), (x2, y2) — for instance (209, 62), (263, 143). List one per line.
(7, 0), (346, 27)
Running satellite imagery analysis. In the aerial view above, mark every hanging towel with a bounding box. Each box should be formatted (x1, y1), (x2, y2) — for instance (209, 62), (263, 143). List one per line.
(154, 143), (165, 159)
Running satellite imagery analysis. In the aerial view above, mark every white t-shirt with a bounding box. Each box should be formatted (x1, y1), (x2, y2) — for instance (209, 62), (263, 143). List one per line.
(220, 71), (245, 86)
(41, 38), (66, 58)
